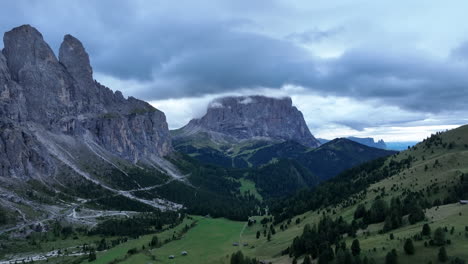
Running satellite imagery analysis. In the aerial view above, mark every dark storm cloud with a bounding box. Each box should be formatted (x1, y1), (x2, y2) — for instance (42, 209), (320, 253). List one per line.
(132, 22), (319, 97)
(1, 0), (468, 115)
(320, 48), (468, 112)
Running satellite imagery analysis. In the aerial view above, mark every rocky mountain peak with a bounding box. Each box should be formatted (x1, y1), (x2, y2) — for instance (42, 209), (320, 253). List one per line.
(59, 34), (94, 89)
(0, 25), (173, 181)
(184, 95), (320, 148)
(3, 25), (58, 80)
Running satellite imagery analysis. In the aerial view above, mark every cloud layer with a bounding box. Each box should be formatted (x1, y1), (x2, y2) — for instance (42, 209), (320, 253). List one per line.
(1, 0), (468, 140)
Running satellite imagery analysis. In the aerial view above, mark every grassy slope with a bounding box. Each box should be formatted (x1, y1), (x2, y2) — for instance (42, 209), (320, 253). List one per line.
(253, 125), (468, 263)
(65, 204), (466, 264)
(238, 178), (263, 201)
(14, 126), (468, 264)
(121, 216), (245, 264)
(109, 125), (468, 264)
(88, 217), (195, 264)
(350, 204), (468, 263)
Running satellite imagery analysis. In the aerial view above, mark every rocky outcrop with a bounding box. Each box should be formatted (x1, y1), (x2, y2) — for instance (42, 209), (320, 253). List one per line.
(347, 137), (387, 149)
(0, 25), (172, 179)
(59, 34), (95, 91)
(179, 96), (320, 147)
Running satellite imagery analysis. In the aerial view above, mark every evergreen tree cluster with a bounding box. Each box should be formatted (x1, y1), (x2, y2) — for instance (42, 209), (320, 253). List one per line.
(230, 251), (257, 264)
(454, 174), (468, 200)
(144, 154), (262, 221)
(246, 159), (317, 199)
(290, 229), (376, 264)
(270, 155), (414, 223)
(353, 194), (426, 232)
(289, 216), (352, 261)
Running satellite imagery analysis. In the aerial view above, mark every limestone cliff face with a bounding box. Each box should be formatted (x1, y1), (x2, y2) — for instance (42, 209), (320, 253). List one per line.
(0, 25), (172, 179)
(181, 96), (320, 148)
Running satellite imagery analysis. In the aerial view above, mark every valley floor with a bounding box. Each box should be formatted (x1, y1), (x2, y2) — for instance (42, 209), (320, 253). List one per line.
(3, 201), (467, 264)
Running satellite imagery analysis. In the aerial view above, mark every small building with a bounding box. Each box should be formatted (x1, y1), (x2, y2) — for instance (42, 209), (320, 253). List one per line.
(169, 255), (175, 259)
(460, 200), (468, 204)
(243, 243), (249, 246)
(232, 242), (239, 246)
(181, 251), (188, 256)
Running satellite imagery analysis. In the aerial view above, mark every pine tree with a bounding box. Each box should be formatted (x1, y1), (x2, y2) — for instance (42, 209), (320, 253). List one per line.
(335, 248), (345, 264)
(421, 223), (431, 236)
(403, 239), (415, 255)
(351, 239), (361, 256)
(270, 224), (276, 235)
(438, 247), (448, 263)
(408, 204), (425, 224)
(88, 249), (97, 262)
(230, 251), (244, 264)
(149, 235), (159, 248)
(354, 204), (366, 219)
(256, 231), (260, 239)
(385, 249), (397, 264)
(434, 227), (446, 246)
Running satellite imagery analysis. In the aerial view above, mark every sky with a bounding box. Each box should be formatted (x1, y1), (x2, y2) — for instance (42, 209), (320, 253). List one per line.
(1, 0), (468, 141)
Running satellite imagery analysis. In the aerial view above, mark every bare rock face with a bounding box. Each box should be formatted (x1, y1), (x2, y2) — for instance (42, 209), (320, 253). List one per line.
(59, 34), (94, 90)
(182, 96), (320, 148)
(0, 25), (172, 179)
(3, 25), (76, 123)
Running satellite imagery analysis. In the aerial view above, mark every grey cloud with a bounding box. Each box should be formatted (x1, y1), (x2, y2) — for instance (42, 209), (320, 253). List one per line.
(334, 121), (368, 131)
(286, 27), (344, 43)
(335, 116), (427, 132)
(1, 0), (468, 117)
(452, 41), (468, 61)
(320, 49), (468, 112)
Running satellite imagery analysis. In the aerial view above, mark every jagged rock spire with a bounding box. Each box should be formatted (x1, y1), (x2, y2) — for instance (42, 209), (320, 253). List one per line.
(59, 34), (94, 89)
(3, 25), (58, 80)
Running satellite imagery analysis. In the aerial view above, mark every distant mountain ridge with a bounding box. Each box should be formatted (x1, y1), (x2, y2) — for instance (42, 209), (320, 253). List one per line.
(243, 138), (396, 181)
(174, 132), (396, 183)
(386, 141), (418, 150)
(318, 136), (387, 149)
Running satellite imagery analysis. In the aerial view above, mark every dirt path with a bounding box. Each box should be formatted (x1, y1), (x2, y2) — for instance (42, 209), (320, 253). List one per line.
(238, 220), (248, 247)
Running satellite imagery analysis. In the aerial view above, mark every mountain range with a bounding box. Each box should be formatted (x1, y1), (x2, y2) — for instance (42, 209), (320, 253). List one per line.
(0, 25), (397, 229)
(4, 24), (462, 264)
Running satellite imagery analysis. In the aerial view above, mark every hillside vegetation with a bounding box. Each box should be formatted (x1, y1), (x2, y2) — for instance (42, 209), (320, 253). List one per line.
(102, 125), (468, 264)
(263, 125), (468, 263)
(3, 126), (468, 264)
